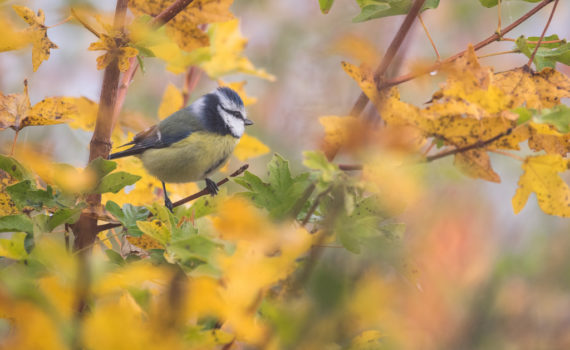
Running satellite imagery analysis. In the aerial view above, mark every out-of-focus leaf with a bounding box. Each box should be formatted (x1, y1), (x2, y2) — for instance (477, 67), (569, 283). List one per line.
(234, 134), (270, 161)
(0, 215), (33, 234)
(0, 155), (32, 181)
(353, 0), (440, 22)
(0, 232), (28, 260)
(94, 171), (141, 194)
(158, 83), (184, 120)
(303, 150), (339, 183)
(319, 0), (335, 14)
(104, 249), (125, 266)
(46, 205), (85, 232)
(87, 157), (117, 179)
(479, 0), (542, 8)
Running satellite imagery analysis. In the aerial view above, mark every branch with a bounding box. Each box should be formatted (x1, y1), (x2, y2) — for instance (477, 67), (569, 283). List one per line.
(526, 0), (559, 68)
(96, 164), (249, 233)
(425, 128), (513, 162)
(73, 0), (128, 252)
(113, 0), (196, 122)
(349, 0), (426, 119)
(301, 186), (333, 226)
(383, 0), (555, 88)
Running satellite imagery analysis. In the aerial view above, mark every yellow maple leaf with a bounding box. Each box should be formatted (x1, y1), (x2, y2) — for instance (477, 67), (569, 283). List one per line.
(0, 14), (31, 52)
(454, 149), (500, 183)
(127, 234), (164, 251)
(526, 122), (570, 156)
(234, 134), (270, 161)
(495, 66), (570, 109)
(88, 34), (138, 72)
(512, 155), (570, 217)
(0, 81), (76, 131)
(12, 5), (58, 71)
(158, 83), (184, 120)
(218, 80), (257, 106)
(200, 20), (275, 80)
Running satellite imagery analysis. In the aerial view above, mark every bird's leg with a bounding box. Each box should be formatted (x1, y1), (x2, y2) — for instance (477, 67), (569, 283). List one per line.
(205, 178), (219, 196)
(162, 181), (174, 212)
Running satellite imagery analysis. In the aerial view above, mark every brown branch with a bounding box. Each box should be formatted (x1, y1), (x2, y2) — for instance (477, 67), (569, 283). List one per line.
(151, 0), (194, 26)
(301, 186), (333, 226)
(425, 128), (513, 162)
(338, 164), (363, 171)
(383, 0), (555, 88)
(350, 0), (426, 119)
(95, 164), (249, 233)
(113, 0), (196, 122)
(72, 0), (128, 252)
(182, 66), (203, 106)
(526, 0), (559, 68)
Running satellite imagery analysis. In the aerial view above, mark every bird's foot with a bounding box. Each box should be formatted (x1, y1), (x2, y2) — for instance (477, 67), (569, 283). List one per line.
(205, 178), (219, 196)
(164, 197), (174, 213)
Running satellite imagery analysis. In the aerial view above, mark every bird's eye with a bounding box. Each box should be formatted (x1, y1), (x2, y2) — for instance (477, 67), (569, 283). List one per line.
(220, 105), (244, 120)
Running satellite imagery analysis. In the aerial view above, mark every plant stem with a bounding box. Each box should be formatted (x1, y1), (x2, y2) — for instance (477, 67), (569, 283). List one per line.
(526, 0), (559, 68)
(383, 0), (555, 88)
(425, 128), (513, 162)
(418, 13), (440, 61)
(478, 49), (519, 59)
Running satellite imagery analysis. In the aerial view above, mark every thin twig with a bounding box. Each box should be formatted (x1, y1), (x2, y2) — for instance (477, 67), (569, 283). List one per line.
(47, 15), (72, 28)
(182, 66), (203, 106)
(301, 186), (333, 226)
(349, 0), (426, 119)
(526, 0), (559, 68)
(478, 49), (519, 59)
(10, 130), (19, 156)
(95, 164), (249, 233)
(497, 0), (502, 36)
(488, 149), (525, 162)
(383, 0), (555, 88)
(418, 13), (440, 61)
(425, 128), (513, 162)
(338, 164), (363, 171)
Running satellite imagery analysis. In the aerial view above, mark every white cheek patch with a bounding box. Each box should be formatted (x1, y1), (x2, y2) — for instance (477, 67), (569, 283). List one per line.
(218, 105), (245, 137)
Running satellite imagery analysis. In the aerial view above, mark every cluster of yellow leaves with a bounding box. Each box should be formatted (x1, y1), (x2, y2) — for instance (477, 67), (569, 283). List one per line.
(0, 6), (58, 71)
(333, 45), (570, 217)
(129, 0), (234, 52)
(89, 34), (138, 72)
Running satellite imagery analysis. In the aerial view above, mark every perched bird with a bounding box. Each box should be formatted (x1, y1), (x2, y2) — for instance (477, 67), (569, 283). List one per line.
(109, 87), (252, 211)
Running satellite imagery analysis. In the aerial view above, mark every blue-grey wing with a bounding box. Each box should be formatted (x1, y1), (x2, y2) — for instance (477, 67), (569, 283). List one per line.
(109, 108), (204, 160)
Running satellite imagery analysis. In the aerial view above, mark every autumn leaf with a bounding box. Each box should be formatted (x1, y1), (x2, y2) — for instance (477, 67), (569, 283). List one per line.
(200, 20), (275, 80)
(158, 83), (184, 119)
(494, 66), (570, 110)
(454, 149), (500, 183)
(218, 80), (257, 106)
(319, 115), (361, 158)
(513, 155), (570, 217)
(89, 34), (138, 72)
(67, 97), (99, 131)
(0, 14), (31, 52)
(0, 81), (76, 131)
(12, 5), (58, 71)
(234, 134), (270, 161)
(129, 0), (235, 52)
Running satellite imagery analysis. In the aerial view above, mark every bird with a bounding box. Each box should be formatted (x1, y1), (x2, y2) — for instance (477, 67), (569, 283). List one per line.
(109, 87), (253, 212)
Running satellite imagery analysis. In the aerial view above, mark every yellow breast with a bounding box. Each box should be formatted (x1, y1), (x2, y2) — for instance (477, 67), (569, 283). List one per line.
(140, 132), (238, 183)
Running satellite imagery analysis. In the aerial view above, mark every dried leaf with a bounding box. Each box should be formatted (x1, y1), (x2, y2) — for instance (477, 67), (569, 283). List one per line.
(12, 5), (58, 71)
(454, 149), (500, 183)
(513, 155), (570, 216)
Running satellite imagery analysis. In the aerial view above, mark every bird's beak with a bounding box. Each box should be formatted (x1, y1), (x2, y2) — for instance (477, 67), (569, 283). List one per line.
(244, 118), (254, 126)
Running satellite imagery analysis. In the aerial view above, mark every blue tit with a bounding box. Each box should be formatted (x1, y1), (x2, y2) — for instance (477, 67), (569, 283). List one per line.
(109, 87), (253, 211)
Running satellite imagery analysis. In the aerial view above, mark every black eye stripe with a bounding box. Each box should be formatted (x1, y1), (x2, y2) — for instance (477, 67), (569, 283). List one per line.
(220, 105), (243, 119)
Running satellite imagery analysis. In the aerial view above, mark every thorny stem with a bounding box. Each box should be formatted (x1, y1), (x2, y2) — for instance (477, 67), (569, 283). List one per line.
(418, 13), (440, 61)
(383, 0), (555, 88)
(526, 0), (559, 68)
(94, 164), (249, 233)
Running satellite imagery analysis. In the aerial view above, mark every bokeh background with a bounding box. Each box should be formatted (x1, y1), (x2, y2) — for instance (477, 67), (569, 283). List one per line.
(1, 0), (570, 348)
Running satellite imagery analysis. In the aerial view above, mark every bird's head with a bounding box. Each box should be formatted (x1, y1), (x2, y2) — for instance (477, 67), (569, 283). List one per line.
(198, 87), (252, 138)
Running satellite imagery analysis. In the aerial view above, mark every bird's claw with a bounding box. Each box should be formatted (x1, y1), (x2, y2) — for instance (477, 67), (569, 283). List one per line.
(205, 178), (219, 196)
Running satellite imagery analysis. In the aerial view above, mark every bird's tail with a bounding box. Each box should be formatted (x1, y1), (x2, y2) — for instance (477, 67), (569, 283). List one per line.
(108, 148), (139, 160)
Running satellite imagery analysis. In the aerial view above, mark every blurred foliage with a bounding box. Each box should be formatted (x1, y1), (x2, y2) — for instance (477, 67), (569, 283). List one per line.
(0, 0), (570, 349)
